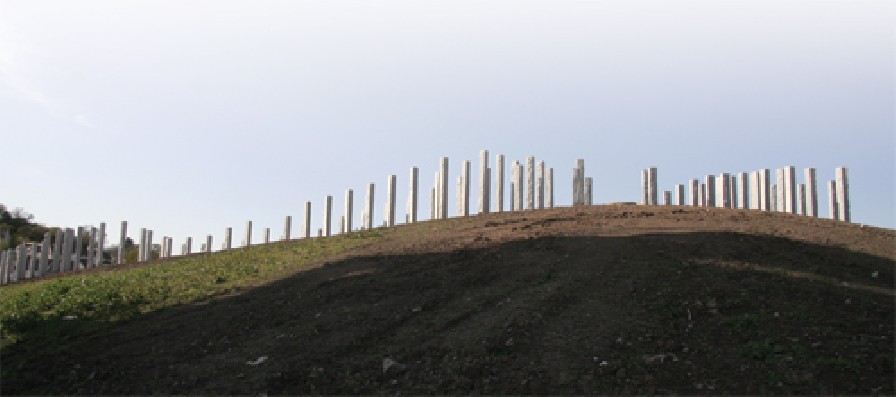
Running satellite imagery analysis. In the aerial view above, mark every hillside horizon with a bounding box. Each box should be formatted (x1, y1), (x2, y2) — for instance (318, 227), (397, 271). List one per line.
(1, 205), (893, 394)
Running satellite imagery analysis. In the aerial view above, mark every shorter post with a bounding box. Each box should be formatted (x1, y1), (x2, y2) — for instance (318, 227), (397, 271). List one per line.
(675, 184), (685, 206)
(828, 180), (838, 220)
(345, 189), (354, 232)
(546, 168), (554, 208)
(304, 201), (312, 238)
(584, 177), (593, 205)
(117, 221), (127, 265)
(283, 215), (292, 240)
(798, 184), (807, 216)
(323, 195), (333, 236)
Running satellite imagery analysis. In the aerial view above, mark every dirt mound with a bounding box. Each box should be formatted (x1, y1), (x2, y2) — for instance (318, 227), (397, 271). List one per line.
(4, 205), (894, 394)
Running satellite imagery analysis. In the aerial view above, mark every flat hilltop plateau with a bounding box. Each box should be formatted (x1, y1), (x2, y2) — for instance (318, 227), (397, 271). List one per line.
(1, 205), (893, 394)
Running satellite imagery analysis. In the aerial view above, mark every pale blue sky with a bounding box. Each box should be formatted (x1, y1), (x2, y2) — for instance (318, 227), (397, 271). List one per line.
(2, 0), (893, 249)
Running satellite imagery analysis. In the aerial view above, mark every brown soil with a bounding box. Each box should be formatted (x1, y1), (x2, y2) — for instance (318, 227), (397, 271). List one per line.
(4, 205), (895, 394)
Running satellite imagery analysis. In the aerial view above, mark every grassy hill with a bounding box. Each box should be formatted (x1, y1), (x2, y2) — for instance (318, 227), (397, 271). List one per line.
(1, 205), (893, 394)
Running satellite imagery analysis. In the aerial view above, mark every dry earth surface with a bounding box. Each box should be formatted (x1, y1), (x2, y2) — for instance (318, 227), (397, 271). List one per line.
(3, 205), (894, 394)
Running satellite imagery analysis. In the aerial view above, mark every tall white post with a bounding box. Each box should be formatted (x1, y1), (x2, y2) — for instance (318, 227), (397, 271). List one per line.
(775, 168), (786, 212)
(835, 167), (850, 222)
(537, 160), (545, 209)
(496, 154), (505, 212)
(573, 166), (583, 206)
(364, 183), (375, 229)
(704, 175), (716, 207)
(87, 227), (96, 267)
(749, 171), (760, 210)
(641, 169), (649, 205)
(439, 156), (449, 220)
(584, 177), (593, 205)
(460, 162), (470, 216)
(828, 180), (839, 220)
(303, 201), (312, 238)
(737, 172), (748, 209)
(547, 168), (554, 208)
(245, 221), (253, 246)
(283, 216), (292, 240)
(675, 184), (685, 205)
(572, 160), (584, 206)
(689, 179), (699, 207)
(386, 175), (397, 225)
(224, 227), (233, 250)
(138, 228), (147, 261)
(718, 173), (731, 208)
(95, 222), (105, 266)
(117, 221), (127, 265)
(804, 168), (818, 217)
(516, 162), (526, 211)
(146, 229), (153, 261)
(323, 195), (333, 236)
(479, 150), (489, 214)
(409, 167), (418, 223)
(784, 166), (796, 214)
(525, 156), (535, 210)
(511, 161), (518, 211)
(759, 168), (771, 211)
(345, 189), (354, 232)
(456, 175), (463, 216)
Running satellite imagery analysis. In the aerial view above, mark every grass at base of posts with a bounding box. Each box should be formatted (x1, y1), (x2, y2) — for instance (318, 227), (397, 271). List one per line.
(0, 229), (385, 350)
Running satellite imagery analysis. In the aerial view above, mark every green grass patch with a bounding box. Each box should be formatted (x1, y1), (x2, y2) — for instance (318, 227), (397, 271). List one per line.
(0, 229), (386, 349)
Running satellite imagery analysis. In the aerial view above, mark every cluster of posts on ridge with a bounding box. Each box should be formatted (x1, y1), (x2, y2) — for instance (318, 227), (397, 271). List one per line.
(1, 151), (851, 286)
(640, 166), (851, 222)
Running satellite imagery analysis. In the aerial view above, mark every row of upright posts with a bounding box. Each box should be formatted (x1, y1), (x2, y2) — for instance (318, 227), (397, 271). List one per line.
(641, 165), (851, 222)
(2, 153), (857, 286)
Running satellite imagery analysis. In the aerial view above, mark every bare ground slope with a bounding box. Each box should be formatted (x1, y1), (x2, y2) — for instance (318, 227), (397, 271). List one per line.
(3, 205), (894, 394)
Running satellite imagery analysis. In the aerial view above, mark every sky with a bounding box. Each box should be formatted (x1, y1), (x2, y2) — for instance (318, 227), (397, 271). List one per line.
(1, 0), (894, 250)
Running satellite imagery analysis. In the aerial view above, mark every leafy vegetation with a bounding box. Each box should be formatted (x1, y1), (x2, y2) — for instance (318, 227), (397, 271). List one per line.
(0, 228), (386, 349)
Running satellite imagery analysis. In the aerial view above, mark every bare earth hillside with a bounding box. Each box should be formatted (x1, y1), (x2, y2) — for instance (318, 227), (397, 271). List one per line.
(3, 205), (894, 394)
